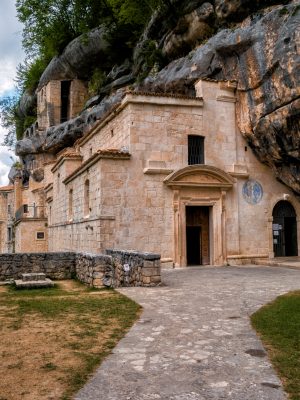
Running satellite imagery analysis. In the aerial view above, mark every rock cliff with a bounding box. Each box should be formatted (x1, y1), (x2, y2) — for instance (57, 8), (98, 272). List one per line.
(15, 0), (300, 196)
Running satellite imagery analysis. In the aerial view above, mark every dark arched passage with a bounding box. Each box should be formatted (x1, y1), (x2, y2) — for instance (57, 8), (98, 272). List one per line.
(272, 201), (298, 257)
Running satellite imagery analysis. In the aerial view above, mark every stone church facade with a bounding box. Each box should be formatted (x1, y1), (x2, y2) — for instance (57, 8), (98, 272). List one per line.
(0, 78), (299, 266)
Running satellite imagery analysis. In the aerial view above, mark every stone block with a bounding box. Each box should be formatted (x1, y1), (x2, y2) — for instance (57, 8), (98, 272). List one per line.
(93, 272), (104, 279)
(150, 276), (161, 284)
(22, 273), (46, 281)
(143, 260), (155, 268)
(142, 267), (160, 277)
(15, 278), (54, 289)
(142, 276), (151, 284)
(93, 278), (104, 287)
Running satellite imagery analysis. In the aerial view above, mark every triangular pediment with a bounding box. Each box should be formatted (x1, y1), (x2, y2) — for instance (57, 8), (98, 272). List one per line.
(164, 165), (235, 189)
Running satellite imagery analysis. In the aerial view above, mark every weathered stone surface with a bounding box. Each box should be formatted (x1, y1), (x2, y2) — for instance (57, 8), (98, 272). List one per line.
(105, 249), (161, 287)
(16, 88), (126, 155)
(162, 2), (215, 59)
(14, 0), (300, 196)
(214, 0), (289, 21)
(43, 115), (85, 153)
(17, 90), (37, 118)
(22, 272), (46, 281)
(75, 266), (300, 400)
(0, 252), (76, 281)
(15, 276), (54, 289)
(142, 2), (300, 194)
(38, 27), (110, 89)
(0, 250), (161, 288)
(31, 167), (44, 182)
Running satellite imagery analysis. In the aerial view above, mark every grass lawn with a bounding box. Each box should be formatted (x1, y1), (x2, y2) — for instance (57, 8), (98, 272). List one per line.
(251, 291), (300, 400)
(0, 280), (141, 400)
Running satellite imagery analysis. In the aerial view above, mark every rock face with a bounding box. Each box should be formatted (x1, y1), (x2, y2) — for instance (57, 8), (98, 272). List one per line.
(15, 0), (300, 196)
(38, 27), (110, 89)
(141, 2), (300, 194)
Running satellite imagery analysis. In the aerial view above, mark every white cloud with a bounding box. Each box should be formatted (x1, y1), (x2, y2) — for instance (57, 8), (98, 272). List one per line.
(0, 1), (25, 96)
(0, 125), (17, 185)
(0, 1), (24, 186)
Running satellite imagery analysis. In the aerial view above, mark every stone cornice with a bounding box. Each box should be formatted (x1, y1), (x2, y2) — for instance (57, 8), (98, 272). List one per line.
(77, 92), (203, 147)
(164, 164), (235, 190)
(63, 150), (131, 185)
(51, 153), (83, 173)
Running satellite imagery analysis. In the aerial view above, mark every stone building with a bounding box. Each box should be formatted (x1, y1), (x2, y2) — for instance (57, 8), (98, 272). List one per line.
(2, 78), (299, 266)
(0, 185), (14, 253)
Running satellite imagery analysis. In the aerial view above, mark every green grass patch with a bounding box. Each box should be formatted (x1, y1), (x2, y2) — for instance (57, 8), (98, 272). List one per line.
(0, 281), (141, 400)
(251, 291), (300, 400)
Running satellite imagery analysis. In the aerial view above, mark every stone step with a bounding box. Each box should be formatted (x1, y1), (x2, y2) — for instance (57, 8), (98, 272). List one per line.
(15, 278), (54, 289)
(22, 273), (46, 282)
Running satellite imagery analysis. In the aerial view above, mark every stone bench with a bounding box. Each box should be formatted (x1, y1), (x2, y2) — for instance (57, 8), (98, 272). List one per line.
(15, 272), (54, 289)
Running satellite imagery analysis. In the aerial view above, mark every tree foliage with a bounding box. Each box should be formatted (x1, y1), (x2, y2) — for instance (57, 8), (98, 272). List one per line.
(15, 0), (162, 60)
(1, 0), (164, 147)
(0, 96), (21, 148)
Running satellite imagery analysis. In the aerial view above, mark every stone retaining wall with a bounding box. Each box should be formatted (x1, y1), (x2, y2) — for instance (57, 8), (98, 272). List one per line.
(107, 249), (161, 287)
(0, 252), (76, 281)
(75, 253), (112, 288)
(0, 250), (161, 288)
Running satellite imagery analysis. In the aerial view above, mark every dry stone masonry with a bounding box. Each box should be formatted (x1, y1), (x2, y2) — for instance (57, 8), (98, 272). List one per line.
(0, 250), (161, 288)
(15, 273), (54, 289)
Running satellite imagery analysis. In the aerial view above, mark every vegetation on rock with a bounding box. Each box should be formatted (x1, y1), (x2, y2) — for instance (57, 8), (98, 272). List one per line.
(1, 0), (163, 145)
(0, 0), (299, 195)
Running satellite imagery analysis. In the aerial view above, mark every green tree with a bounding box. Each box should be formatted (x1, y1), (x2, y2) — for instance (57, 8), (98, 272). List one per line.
(1, 0), (163, 147)
(16, 0), (114, 59)
(0, 96), (22, 148)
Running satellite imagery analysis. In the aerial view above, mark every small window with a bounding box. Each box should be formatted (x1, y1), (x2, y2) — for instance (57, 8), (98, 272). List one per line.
(68, 189), (73, 220)
(61, 80), (71, 123)
(84, 179), (90, 217)
(7, 204), (11, 214)
(23, 204), (29, 213)
(8, 227), (12, 241)
(36, 231), (45, 240)
(188, 135), (204, 165)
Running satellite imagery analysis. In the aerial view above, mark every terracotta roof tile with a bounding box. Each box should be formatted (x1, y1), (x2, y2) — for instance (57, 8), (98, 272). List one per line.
(0, 185), (14, 191)
(197, 77), (238, 83)
(125, 90), (201, 101)
(96, 148), (130, 156)
(63, 148), (131, 184)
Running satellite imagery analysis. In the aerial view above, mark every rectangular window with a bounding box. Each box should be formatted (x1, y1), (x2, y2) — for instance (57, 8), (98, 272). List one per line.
(7, 204), (11, 214)
(68, 189), (73, 220)
(188, 135), (204, 165)
(36, 231), (45, 240)
(61, 80), (71, 123)
(23, 204), (28, 213)
(8, 227), (12, 241)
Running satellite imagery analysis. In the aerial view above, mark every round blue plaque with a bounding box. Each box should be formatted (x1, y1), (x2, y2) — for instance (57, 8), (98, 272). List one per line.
(242, 179), (263, 205)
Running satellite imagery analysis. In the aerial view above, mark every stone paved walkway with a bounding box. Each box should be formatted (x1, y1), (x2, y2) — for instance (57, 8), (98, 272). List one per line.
(75, 266), (300, 400)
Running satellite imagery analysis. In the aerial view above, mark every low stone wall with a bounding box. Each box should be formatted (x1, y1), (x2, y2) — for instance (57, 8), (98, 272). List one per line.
(0, 252), (76, 281)
(0, 249), (161, 288)
(75, 253), (112, 288)
(106, 249), (161, 287)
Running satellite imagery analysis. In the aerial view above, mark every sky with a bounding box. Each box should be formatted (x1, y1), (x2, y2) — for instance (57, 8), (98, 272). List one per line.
(0, 0), (25, 185)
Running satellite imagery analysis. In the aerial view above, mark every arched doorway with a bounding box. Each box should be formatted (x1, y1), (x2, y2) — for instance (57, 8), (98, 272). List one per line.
(272, 201), (298, 257)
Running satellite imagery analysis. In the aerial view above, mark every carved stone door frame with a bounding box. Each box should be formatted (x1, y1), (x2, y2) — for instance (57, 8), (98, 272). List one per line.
(164, 165), (234, 267)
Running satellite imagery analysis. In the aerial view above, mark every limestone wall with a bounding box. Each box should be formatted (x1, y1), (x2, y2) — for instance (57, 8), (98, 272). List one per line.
(106, 249), (161, 287)
(80, 107), (131, 161)
(0, 249), (161, 288)
(15, 219), (48, 253)
(0, 252), (76, 281)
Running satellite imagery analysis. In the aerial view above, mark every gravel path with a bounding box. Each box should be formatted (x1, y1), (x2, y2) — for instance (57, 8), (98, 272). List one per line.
(75, 265), (300, 400)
